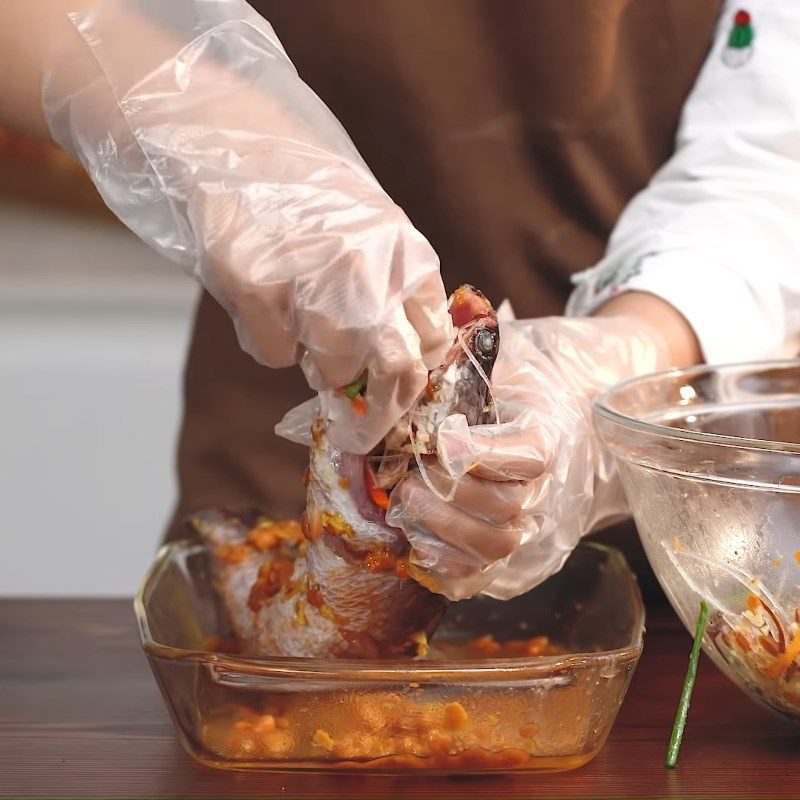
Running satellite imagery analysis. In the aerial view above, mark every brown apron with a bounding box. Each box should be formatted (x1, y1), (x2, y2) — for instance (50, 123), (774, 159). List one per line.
(165, 0), (721, 596)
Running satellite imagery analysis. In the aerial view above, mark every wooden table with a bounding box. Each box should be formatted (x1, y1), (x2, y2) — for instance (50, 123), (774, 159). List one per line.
(1, 599), (797, 798)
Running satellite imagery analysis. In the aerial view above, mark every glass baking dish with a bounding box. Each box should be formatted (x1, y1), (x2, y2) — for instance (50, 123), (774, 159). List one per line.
(135, 540), (643, 773)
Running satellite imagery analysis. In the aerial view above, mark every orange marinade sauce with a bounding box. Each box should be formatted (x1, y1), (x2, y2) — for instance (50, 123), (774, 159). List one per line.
(201, 634), (565, 767)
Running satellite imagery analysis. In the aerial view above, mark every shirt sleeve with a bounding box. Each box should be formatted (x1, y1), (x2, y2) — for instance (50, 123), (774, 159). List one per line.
(567, 0), (800, 363)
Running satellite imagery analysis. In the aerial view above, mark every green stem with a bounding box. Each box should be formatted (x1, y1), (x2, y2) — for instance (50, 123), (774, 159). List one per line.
(665, 600), (708, 769)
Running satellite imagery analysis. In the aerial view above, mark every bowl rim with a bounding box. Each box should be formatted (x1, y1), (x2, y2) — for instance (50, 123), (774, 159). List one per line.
(594, 357), (800, 455)
(134, 540), (644, 680)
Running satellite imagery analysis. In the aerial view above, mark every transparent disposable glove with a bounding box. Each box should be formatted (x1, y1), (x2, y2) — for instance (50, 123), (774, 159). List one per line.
(386, 309), (669, 601)
(42, 0), (450, 454)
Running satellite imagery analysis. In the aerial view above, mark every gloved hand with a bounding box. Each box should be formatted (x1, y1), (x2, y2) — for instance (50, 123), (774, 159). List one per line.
(42, 0), (450, 454)
(387, 311), (669, 600)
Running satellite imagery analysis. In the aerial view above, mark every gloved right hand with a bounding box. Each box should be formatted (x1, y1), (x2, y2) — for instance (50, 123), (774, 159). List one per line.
(42, 0), (450, 454)
(387, 310), (668, 601)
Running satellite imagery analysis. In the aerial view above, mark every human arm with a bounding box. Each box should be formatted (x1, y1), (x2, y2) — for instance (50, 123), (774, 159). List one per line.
(0, 1), (95, 139)
(1, 0), (451, 454)
(593, 292), (701, 368)
(391, 1), (800, 599)
(569, 1), (800, 363)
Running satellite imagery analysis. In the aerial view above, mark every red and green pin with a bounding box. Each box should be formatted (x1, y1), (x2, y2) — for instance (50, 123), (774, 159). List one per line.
(722, 9), (754, 68)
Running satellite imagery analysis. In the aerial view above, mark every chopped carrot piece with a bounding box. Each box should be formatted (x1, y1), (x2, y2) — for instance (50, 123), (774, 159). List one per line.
(351, 395), (367, 415)
(368, 485), (390, 509)
(765, 628), (800, 679)
(469, 635), (502, 656)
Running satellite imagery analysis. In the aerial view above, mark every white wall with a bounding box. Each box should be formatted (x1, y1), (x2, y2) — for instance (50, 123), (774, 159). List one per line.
(0, 200), (198, 596)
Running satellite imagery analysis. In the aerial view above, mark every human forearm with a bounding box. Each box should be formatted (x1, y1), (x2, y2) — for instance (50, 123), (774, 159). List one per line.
(0, 1), (96, 139)
(594, 291), (702, 369)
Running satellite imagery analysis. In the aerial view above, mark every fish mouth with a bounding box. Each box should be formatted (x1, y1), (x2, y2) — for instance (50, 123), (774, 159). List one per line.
(446, 286), (499, 424)
(448, 285), (500, 375)
(449, 284), (494, 328)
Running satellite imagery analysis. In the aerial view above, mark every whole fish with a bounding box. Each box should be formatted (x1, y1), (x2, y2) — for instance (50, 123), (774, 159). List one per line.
(193, 285), (499, 658)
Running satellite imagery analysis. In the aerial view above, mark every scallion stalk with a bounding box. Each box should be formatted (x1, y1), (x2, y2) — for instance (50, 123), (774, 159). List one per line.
(665, 600), (708, 768)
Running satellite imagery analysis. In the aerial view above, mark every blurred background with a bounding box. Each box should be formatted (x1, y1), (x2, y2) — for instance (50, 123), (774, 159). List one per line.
(0, 129), (198, 595)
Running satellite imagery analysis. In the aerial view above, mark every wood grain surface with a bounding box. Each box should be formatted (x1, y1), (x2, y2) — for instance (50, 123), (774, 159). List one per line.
(1, 599), (797, 799)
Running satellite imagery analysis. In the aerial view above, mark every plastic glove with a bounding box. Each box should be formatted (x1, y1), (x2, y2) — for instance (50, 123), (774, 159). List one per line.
(41, 0), (450, 454)
(387, 311), (668, 600)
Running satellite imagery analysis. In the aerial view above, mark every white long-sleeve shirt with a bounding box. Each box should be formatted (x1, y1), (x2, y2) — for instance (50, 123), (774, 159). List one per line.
(568, 1), (800, 363)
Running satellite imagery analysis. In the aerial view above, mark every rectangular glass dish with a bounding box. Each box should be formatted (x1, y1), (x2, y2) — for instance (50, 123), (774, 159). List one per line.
(135, 540), (643, 773)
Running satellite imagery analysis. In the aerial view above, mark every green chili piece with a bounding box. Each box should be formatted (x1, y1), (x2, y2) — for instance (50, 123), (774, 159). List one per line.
(343, 379), (365, 399)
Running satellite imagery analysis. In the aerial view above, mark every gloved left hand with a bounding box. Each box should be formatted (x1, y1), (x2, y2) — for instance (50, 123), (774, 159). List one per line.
(41, 0), (451, 455)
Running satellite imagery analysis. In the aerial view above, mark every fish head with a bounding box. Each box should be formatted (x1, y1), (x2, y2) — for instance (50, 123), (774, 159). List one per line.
(403, 285), (499, 452)
(445, 284), (500, 425)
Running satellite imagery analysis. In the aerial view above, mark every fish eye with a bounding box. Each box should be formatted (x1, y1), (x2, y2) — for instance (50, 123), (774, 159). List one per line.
(474, 328), (498, 360)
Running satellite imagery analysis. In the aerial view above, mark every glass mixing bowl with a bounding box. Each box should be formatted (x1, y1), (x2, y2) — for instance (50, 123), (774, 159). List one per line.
(135, 540), (643, 773)
(596, 360), (800, 721)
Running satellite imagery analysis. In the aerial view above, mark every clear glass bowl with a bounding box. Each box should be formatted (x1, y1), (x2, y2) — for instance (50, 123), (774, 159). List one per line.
(596, 360), (800, 721)
(135, 540), (643, 773)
